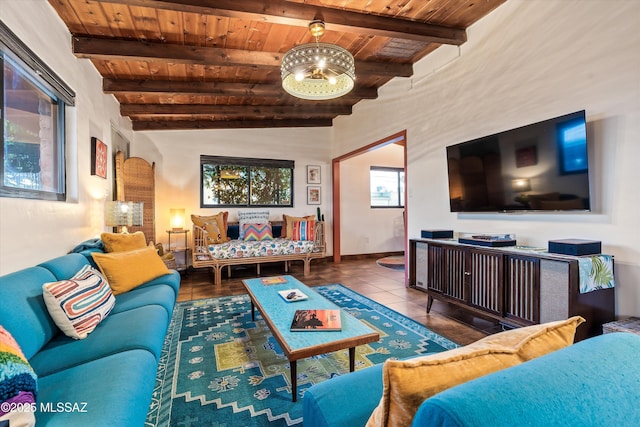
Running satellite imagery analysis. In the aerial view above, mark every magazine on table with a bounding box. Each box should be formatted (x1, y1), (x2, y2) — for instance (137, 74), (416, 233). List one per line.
(278, 289), (308, 302)
(290, 309), (342, 331)
(261, 276), (288, 285)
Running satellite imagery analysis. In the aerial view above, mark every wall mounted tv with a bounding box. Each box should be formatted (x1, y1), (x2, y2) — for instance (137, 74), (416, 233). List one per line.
(446, 110), (590, 213)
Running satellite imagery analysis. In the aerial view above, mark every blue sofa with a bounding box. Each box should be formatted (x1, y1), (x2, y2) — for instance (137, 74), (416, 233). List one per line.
(0, 252), (180, 426)
(303, 332), (640, 426)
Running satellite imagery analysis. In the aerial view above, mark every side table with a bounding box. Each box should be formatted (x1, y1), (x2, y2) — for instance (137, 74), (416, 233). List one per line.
(167, 229), (190, 272)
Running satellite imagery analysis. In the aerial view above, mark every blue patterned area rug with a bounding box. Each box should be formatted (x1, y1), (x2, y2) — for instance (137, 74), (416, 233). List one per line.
(146, 284), (457, 427)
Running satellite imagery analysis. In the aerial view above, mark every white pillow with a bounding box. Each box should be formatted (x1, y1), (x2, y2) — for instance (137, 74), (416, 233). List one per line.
(238, 210), (269, 239)
(42, 265), (116, 339)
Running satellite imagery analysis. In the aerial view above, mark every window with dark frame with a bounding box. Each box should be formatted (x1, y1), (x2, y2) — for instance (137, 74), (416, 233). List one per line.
(370, 166), (405, 208)
(200, 155), (294, 208)
(557, 118), (588, 175)
(1, 22), (75, 201)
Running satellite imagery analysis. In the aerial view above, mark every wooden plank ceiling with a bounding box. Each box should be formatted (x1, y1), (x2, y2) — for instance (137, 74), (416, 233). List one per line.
(48, 0), (507, 130)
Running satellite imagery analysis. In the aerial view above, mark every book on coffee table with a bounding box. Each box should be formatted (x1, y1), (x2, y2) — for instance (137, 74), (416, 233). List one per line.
(261, 276), (287, 285)
(278, 289), (308, 302)
(290, 309), (342, 331)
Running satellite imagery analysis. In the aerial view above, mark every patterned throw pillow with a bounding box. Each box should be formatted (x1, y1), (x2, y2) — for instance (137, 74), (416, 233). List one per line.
(42, 265), (116, 339)
(291, 219), (316, 241)
(243, 223), (273, 241)
(282, 214), (315, 238)
(0, 326), (37, 427)
(191, 212), (229, 244)
(238, 211), (270, 240)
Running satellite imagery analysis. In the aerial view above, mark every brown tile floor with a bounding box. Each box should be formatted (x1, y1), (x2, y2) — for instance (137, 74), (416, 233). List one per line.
(177, 256), (503, 346)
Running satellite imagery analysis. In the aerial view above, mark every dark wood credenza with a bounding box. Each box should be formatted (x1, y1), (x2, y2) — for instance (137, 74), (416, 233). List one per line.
(409, 238), (615, 342)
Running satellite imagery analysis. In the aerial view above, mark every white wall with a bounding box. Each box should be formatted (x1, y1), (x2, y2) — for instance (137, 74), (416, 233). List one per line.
(332, 0), (640, 316)
(340, 144), (405, 255)
(0, 1), (134, 275)
(134, 128), (334, 254)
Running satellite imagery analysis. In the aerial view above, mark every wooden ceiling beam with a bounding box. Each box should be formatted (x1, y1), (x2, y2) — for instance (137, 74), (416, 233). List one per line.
(132, 118), (334, 131)
(103, 79), (378, 100)
(93, 0), (466, 45)
(121, 103), (352, 116)
(73, 36), (413, 78)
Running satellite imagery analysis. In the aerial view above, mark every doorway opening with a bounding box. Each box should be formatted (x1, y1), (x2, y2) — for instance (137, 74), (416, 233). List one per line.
(332, 130), (407, 281)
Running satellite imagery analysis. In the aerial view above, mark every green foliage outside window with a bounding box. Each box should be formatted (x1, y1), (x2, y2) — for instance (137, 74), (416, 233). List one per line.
(201, 156), (293, 207)
(1, 21), (75, 201)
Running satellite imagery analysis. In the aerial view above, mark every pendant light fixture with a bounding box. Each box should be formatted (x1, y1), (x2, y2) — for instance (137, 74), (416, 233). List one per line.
(281, 20), (356, 100)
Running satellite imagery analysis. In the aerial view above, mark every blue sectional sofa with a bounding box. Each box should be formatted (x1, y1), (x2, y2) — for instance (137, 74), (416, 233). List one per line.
(303, 332), (640, 426)
(0, 252), (180, 426)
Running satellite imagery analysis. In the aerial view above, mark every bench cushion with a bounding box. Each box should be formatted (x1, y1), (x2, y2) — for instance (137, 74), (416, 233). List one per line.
(204, 238), (315, 260)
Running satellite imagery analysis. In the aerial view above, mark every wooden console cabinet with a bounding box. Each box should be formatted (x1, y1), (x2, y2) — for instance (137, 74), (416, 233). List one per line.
(409, 238), (615, 341)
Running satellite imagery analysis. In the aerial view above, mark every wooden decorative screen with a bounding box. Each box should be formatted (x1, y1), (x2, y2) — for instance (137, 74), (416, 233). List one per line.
(115, 151), (156, 244)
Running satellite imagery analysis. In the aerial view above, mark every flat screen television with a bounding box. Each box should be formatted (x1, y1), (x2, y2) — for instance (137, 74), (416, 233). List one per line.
(446, 110), (590, 213)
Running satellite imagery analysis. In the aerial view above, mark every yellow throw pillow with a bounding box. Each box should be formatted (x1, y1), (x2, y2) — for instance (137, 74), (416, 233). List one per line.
(191, 212), (228, 244)
(101, 231), (147, 253)
(91, 246), (171, 295)
(366, 316), (585, 427)
(282, 214), (315, 239)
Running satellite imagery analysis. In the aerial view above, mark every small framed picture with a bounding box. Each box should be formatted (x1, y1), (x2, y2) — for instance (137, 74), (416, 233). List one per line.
(307, 186), (321, 205)
(515, 145), (537, 168)
(307, 165), (321, 184)
(91, 137), (108, 179)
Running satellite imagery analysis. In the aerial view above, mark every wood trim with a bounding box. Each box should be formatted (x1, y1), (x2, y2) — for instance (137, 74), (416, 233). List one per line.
(133, 119), (334, 130)
(332, 130), (407, 267)
(121, 103), (353, 116)
(93, 0), (467, 45)
(333, 130), (407, 162)
(332, 159), (341, 263)
(74, 36), (413, 78)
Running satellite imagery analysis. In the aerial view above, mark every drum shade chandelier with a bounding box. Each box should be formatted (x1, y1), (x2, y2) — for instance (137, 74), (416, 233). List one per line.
(281, 20), (355, 100)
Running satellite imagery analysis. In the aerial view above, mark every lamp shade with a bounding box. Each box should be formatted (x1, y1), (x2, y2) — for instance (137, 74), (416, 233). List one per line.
(170, 208), (185, 231)
(281, 43), (355, 100)
(281, 21), (355, 100)
(511, 178), (531, 192)
(105, 201), (143, 233)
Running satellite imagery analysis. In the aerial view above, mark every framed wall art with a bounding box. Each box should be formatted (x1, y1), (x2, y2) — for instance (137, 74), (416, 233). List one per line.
(307, 165), (321, 184)
(515, 145), (537, 168)
(91, 137), (108, 179)
(307, 186), (321, 205)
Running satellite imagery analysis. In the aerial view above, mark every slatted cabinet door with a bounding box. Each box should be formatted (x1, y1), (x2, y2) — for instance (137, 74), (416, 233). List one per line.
(443, 245), (467, 302)
(468, 249), (503, 316)
(504, 255), (540, 325)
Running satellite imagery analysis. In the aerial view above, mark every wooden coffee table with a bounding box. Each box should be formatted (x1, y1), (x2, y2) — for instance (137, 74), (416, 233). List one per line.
(242, 275), (380, 402)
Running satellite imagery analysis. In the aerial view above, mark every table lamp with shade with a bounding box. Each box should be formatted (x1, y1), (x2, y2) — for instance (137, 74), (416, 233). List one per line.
(105, 201), (144, 233)
(169, 208), (185, 231)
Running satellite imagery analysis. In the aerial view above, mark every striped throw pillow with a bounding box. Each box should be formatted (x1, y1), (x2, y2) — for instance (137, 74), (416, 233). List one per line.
(0, 326), (37, 426)
(42, 265), (116, 339)
(243, 223), (273, 241)
(291, 219), (316, 241)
